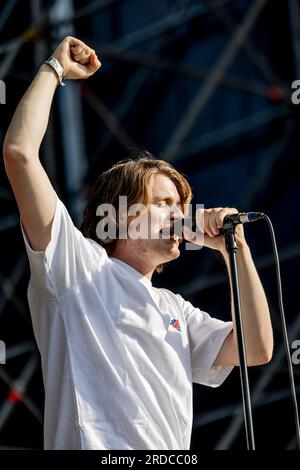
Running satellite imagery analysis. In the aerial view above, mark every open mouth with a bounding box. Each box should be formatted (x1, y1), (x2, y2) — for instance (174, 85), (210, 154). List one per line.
(159, 226), (181, 241)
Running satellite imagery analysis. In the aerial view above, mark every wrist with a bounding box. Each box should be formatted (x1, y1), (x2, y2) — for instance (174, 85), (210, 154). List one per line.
(39, 64), (61, 87)
(44, 57), (66, 86)
(219, 238), (250, 259)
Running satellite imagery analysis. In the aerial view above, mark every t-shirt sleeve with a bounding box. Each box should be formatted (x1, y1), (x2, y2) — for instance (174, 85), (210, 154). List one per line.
(178, 294), (234, 387)
(20, 194), (108, 297)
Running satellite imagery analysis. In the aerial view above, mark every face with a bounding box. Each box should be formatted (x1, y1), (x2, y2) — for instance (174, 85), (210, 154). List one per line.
(114, 174), (185, 269)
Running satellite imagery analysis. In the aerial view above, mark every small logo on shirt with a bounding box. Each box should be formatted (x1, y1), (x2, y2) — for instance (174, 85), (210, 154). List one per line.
(170, 318), (181, 332)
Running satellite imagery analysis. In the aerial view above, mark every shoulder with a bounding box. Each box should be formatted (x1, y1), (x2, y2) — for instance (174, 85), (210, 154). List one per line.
(155, 287), (186, 310)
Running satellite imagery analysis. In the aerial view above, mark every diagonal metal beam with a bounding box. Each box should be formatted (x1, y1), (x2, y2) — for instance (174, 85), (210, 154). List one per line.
(180, 120), (295, 298)
(83, 88), (137, 150)
(50, 0), (122, 29)
(0, 354), (42, 430)
(88, 37), (171, 168)
(206, 0), (288, 92)
(288, 0), (300, 77)
(0, 0), (18, 32)
(195, 386), (300, 428)
(0, 37), (23, 79)
(180, 105), (290, 158)
(0, 255), (28, 318)
(111, 0), (236, 52)
(163, 0), (269, 162)
(74, 0), (241, 172)
(182, 240), (300, 295)
(0, 214), (19, 231)
(5, 341), (36, 360)
(92, 41), (272, 97)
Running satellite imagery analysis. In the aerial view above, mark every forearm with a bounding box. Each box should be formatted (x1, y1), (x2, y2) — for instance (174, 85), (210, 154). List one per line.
(2, 37), (100, 252)
(4, 64), (58, 158)
(222, 243), (273, 364)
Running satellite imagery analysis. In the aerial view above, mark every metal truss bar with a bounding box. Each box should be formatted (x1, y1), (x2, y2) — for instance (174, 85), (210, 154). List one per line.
(50, 0), (121, 28)
(0, 0), (121, 57)
(0, 354), (42, 431)
(0, 37), (23, 79)
(0, 0), (18, 32)
(72, 0), (120, 21)
(237, 119), (295, 206)
(163, 0), (268, 162)
(195, 385), (300, 427)
(95, 42), (270, 97)
(179, 119), (295, 295)
(0, 255), (27, 319)
(84, 88), (137, 149)
(84, 1), (239, 168)
(214, 313), (300, 449)
(88, 34), (173, 168)
(0, 36), (23, 56)
(207, 0), (287, 91)
(87, 40), (271, 173)
(288, 0), (300, 77)
(112, 0), (235, 52)
(182, 239), (300, 296)
(0, 0), (64, 77)
(30, 0), (59, 190)
(50, 0), (88, 216)
(180, 105), (290, 158)
(0, 0), (55, 77)
(0, 213), (20, 232)
(5, 341), (36, 360)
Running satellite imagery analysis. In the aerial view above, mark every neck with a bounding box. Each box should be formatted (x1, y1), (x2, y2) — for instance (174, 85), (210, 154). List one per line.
(110, 248), (155, 280)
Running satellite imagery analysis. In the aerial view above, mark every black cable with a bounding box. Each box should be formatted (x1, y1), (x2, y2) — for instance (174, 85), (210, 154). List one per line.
(262, 214), (300, 450)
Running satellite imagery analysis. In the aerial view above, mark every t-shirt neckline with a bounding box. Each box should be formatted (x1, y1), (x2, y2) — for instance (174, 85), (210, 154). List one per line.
(109, 257), (152, 287)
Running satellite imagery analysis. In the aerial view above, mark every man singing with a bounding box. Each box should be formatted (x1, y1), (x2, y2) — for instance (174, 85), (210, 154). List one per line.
(3, 37), (273, 450)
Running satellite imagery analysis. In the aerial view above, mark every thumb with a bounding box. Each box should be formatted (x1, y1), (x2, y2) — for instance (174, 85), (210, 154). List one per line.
(182, 226), (195, 242)
(88, 52), (101, 72)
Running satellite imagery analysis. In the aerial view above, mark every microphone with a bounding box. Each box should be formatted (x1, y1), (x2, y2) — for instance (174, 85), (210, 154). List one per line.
(221, 212), (264, 232)
(176, 211), (264, 239)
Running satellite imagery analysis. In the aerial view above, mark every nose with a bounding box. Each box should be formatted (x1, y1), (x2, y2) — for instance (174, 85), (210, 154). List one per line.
(171, 204), (185, 221)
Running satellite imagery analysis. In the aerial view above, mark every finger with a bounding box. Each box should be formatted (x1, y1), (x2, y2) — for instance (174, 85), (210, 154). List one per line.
(195, 208), (205, 233)
(73, 47), (91, 65)
(86, 52), (102, 73)
(215, 207), (238, 229)
(204, 210), (214, 237)
(182, 226), (195, 242)
(67, 36), (87, 48)
(209, 208), (223, 235)
(90, 52), (101, 69)
(71, 44), (85, 55)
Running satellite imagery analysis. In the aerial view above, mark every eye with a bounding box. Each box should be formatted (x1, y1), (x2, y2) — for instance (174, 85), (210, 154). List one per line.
(153, 201), (166, 207)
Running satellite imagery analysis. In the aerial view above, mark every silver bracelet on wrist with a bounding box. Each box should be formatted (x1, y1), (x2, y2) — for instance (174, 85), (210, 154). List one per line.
(44, 57), (66, 86)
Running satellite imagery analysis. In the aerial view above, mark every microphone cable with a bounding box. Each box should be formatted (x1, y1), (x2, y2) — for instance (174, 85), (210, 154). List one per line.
(261, 214), (300, 449)
(186, 210), (300, 447)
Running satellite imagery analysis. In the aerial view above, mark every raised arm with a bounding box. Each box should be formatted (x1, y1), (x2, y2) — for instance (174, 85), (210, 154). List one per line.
(3, 36), (101, 251)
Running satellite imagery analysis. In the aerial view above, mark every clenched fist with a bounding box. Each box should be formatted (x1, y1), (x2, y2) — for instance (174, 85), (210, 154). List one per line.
(183, 207), (248, 253)
(52, 36), (101, 80)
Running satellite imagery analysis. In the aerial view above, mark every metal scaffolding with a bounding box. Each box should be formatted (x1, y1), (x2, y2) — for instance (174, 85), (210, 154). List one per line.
(0, 0), (299, 449)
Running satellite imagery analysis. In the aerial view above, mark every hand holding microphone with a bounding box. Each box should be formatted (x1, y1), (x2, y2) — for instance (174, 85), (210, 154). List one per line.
(182, 207), (263, 253)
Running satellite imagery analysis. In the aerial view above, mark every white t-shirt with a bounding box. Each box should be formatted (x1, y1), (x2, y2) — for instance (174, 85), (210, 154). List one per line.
(21, 195), (234, 450)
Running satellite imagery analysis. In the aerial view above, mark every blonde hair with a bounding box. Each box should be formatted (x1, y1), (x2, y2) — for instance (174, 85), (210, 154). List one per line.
(80, 151), (193, 273)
